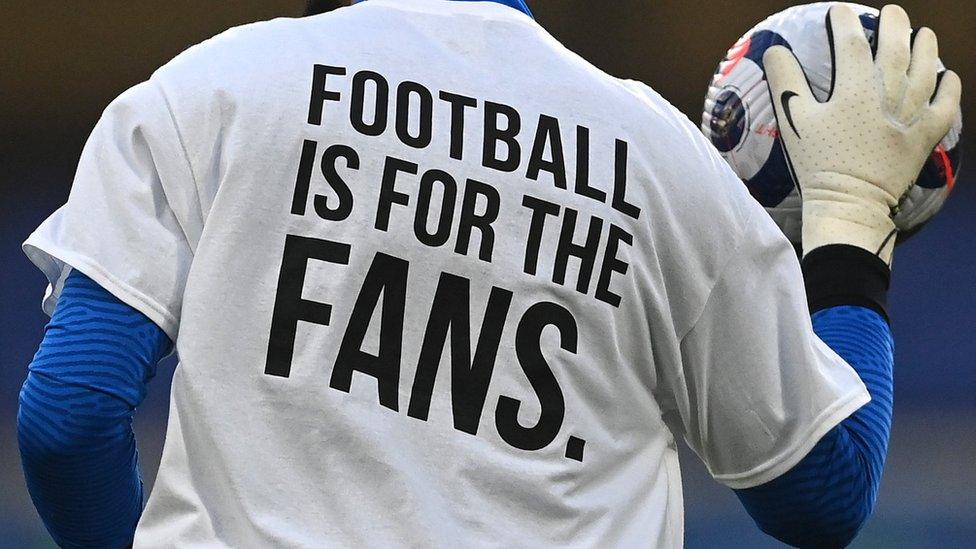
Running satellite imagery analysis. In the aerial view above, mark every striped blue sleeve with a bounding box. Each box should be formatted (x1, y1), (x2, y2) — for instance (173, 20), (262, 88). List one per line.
(18, 270), (171, 548)
(734, 305), (894, 547)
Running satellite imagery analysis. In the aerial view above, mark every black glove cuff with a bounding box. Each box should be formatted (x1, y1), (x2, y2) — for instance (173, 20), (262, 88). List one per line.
(802, 245), (891, 323)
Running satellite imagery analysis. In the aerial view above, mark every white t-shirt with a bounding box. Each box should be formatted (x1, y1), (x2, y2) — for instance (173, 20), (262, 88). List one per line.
(23, 1), (870, 546)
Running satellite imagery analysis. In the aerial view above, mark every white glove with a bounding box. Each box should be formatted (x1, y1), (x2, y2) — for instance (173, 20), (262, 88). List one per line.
(764, 4), (962, 265)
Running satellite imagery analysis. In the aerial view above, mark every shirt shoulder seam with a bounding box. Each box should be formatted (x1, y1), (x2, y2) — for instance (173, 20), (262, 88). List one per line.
(675, 204), (759, 343)
(147, 77), (206, 248)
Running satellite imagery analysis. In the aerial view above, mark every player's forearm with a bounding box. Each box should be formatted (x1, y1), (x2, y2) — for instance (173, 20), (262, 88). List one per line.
(18, 271), (170, 547)
(802, 245), (894, 505)
(19, 375), (146, 548)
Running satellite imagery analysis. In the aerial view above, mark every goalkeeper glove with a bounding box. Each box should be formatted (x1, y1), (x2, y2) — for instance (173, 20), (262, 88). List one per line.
(763, 4), (961, 265)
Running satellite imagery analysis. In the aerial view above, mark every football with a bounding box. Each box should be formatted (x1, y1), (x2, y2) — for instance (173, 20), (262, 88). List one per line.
(702, 2), (963, 244)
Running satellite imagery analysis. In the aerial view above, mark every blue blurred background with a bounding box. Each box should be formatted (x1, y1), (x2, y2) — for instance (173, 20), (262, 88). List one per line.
(1, 1), (973, 547)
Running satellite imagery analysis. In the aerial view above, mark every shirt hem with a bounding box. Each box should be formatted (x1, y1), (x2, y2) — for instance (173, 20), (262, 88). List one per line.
(23, 238), (181, 341)
(712, 386), (872, 490)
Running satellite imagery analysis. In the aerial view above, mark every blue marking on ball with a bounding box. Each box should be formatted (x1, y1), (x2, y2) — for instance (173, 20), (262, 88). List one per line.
(709, 90), (747, 153)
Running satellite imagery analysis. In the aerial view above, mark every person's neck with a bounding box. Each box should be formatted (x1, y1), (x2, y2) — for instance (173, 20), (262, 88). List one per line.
(355, 0), (534, 18)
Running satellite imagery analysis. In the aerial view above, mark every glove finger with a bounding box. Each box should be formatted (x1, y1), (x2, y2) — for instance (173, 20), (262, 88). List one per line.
(923, 70), (962, 141)
(904, 27), (940, 117)
(826, 4), (875, 99)
(876, 5), (912, 76)
(764, 46), (812, 97)
(876, 5), (913, 115)
(764, 46), (812, 139)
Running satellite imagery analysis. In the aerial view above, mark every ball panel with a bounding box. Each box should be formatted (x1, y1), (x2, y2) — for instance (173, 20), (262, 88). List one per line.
(704, 30), (794, 206)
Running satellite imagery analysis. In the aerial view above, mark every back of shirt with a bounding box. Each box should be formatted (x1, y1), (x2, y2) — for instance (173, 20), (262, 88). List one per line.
(24, 1), (869, 546)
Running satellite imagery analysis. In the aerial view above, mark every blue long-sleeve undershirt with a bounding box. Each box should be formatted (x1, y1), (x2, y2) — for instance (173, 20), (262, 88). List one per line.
(18, 270), (170, 548)
(734, 305), (894, 548)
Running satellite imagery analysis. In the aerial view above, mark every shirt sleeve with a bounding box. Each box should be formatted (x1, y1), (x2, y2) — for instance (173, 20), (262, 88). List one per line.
(22, 79), (201, 340)
(667, 207), (872, 490)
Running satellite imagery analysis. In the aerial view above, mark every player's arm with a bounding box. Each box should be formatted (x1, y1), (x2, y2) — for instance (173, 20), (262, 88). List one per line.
(733, 250), (893, 547)
(18, 270), (170, 547)
(729, 5), (960, 546)
(20, 68), (199, 544)
(662, 5), (959, 547)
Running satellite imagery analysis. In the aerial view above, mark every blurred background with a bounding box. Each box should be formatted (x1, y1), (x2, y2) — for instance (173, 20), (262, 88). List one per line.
(1, 1), (972, 547)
